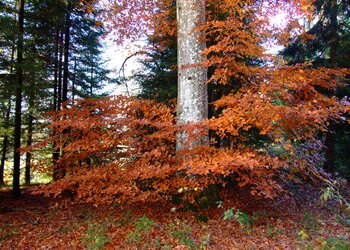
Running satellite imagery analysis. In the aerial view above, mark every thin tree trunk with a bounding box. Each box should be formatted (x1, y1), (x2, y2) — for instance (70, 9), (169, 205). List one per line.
(176, 0), (208, 151)
(54, 1), (71, 180)
(58, 31), (63, 111)
(329, 0), (338, 69)
(324, 0), (339, 173)
(0, 100), (11, 186)
(72, 57), (76, 100)
(90, 64), (93, 96)
(52, 30), (60, 175)
(53, 29), (59, 111)
(13, 0), (25, 198)
(25, 97), (34, 185)
(62, 0), (71, 103)
(0, 29), (16, 186)
(53, 31), (63, 181)
(0, 136), (9, 186)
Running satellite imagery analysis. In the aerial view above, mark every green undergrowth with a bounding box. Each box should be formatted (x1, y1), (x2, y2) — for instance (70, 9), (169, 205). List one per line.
(126, 215), (210, 249)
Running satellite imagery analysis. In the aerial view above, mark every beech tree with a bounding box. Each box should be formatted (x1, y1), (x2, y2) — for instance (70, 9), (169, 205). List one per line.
(21, 0), (347, 205)
(101, 0), (208, 149)
(176, 0), (208, 150)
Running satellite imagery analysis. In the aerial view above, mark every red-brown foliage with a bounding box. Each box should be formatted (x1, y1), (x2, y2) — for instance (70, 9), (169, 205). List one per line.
(27, 0), (350, 205)
(31, 77), (348, 204)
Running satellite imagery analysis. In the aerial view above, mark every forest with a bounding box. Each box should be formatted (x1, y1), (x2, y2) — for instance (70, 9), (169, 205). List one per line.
(0, 0), (349, 249)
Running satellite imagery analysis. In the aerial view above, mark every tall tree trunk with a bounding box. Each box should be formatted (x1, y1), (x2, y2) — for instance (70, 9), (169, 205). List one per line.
(324, 0), (339, 173)
(58, 31), (64, 111)
(25, 97), (34, 185)
(13, 0), (25, 198)
(329, 0), (338, 69)
(54, 1), (71, 180)
(62, 0), (71, 103)
(53, 34), (64, 181)
(0, 136), (9, 186)
(53, 29), (59, 112)
(90, 64), (93, 96)
(0, 101), (11, 186)
(52, 30), (61, 176)
(72, 57), (77, 100)
(176, 0), (208, 151)
(0, 31), (16, 186)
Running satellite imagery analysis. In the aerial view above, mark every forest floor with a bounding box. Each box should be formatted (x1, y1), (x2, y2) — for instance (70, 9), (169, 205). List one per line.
(0, 184), (349, 249)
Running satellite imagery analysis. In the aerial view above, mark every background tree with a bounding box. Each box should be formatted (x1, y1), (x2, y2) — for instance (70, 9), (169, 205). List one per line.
(13, 0), (25, 197)
(0, 0), (111, 189)
(282, 0), (350, 177)
(69, 7), (110, 99)
(0, 0), (16, 186)
(135, 0), (177, 102)
(135, 33), (177, 102)
(52, 0), (109, 180)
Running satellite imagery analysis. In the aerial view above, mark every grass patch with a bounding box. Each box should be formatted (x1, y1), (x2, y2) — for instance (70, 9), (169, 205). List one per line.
(126, 215), (155, 244)
(82, 222), (109, 250)
(0, 224), (20, 241)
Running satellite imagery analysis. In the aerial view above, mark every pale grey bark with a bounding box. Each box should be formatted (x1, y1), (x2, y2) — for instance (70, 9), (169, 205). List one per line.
(176, 0), (208, 151)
